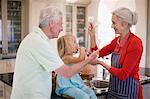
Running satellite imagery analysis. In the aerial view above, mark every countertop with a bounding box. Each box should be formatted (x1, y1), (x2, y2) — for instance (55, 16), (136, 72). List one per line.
(1, 69), (150, 99)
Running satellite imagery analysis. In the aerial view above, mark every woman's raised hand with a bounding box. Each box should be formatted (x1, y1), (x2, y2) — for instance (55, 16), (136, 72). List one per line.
(88, 23), (95, 36)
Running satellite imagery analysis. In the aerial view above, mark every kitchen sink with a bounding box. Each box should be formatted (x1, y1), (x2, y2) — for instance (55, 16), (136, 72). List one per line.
(90, 80), (109, 88)
(90, 80), (109, 95)
(83, 79), (109, 95)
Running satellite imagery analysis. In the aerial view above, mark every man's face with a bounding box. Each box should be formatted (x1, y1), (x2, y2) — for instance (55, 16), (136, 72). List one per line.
(50, 16), (63, 38)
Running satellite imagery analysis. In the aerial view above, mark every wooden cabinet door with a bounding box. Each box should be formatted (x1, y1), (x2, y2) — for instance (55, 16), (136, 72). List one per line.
(0, 81), (5, 99)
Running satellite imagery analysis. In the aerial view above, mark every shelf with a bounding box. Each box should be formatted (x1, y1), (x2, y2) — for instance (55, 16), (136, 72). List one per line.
(66, 5), (73, 34)
(77, 13), (85, 14)
(0, 0), (23, 58)
(8, 9), (21, 12)
(77, 7), (86, 47)
(66, 5), (86, 47)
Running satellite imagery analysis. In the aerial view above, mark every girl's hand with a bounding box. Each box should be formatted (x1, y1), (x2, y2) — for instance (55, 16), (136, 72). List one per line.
(78, 47), (86, 60)
(78, 47), (85, 52)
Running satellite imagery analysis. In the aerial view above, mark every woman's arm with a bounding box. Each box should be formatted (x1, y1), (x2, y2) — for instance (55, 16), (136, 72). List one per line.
(99, 38), (143, 80)
(88, 23), (118, 57)
(88, 23), (97, 49)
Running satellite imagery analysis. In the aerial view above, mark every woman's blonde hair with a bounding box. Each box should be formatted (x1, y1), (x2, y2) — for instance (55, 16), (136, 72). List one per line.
(112, 7), (138, 26)
(57, 35), (74, 58)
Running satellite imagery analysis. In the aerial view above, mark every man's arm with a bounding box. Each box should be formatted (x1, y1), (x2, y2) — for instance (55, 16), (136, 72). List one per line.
(55, 50), (99, 78)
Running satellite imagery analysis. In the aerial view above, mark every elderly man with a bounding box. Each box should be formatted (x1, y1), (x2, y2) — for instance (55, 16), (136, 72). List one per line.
(11, 6), (98, 99)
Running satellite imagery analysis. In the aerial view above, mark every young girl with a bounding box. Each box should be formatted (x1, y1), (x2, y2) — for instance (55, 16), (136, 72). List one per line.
(55, 35), (97, 99)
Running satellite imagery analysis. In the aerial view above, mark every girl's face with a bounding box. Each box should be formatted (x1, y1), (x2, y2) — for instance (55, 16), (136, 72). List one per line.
(69, 36), (79, 53)
(111, 14), (125, 35)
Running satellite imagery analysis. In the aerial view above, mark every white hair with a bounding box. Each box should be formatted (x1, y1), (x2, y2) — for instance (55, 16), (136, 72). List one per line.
(112, 7), (138, 26)
(39, 6), (62, 28)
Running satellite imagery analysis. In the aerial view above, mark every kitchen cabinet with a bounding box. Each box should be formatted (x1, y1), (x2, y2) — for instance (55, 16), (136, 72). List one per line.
(4, 83), (11, 99)
(0, 60), (7, 74)
(0, 81), (4, 99)
(66, 5), (87, 48)
(0, 81), (12, 99)
(0, 59), (15, 74)
(0, 0), (28, 59)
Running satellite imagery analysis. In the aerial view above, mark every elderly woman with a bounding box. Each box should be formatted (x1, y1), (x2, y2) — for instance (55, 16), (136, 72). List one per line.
(89, 7), (143, 99)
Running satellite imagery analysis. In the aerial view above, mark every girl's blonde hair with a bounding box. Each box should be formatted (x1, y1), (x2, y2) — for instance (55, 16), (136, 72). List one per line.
(57, 35), (74, 58)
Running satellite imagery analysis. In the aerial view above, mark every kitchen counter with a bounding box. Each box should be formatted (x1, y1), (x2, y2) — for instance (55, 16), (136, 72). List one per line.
(1, 69), (150, 99)
(51, 93), (107, 99)
(0, 72), (13, 86)
(0, 73), (108, 98)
